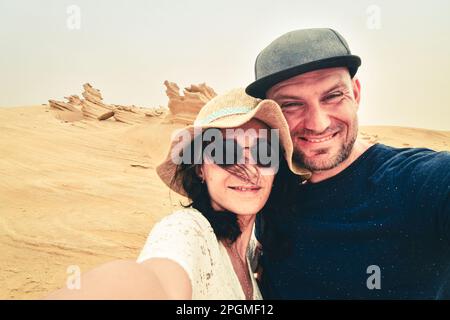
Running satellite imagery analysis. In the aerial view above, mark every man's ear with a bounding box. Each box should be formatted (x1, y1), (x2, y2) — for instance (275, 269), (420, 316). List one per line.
(352, 77), (361, 107)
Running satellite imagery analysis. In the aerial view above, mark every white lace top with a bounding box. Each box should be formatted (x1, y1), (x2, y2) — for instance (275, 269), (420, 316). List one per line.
(136, 208), (262, 300)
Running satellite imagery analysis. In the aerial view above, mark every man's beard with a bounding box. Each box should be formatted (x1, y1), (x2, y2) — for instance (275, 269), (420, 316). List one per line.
(292, 121), (358, 172)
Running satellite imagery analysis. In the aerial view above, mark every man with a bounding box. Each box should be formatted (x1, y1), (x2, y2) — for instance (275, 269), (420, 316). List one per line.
(246, 28), (450, 299)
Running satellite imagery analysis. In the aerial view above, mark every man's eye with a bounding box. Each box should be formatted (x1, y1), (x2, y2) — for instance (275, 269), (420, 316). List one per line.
(323, 92), (343, 102)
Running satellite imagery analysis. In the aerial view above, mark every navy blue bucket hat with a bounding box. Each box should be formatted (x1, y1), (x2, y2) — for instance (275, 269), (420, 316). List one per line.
(246, 28), (361, 99)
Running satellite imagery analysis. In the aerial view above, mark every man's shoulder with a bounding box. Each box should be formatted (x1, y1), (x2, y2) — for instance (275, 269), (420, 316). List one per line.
(368, 143), (450, 185)
(370, 143), (449, 169)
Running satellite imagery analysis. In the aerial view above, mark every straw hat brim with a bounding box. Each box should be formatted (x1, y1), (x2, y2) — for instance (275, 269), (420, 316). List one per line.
(157, 99), (310, 197)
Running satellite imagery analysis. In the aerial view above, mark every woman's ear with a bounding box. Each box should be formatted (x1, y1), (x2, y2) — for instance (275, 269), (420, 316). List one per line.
(195, 166), (204, 181)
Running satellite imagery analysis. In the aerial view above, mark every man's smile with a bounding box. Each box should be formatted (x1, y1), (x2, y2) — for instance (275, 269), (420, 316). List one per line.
(295, 131), (340, 145)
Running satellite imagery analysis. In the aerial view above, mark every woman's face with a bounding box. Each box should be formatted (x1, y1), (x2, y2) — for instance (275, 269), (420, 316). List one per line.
(198, 119), (276, 216)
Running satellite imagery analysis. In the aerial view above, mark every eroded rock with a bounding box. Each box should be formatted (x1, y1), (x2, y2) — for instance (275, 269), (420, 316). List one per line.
(49, 83), (166, 124)
(164, 80), (217, 125)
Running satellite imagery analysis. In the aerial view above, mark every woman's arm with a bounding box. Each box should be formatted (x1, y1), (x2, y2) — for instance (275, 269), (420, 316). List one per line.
(45, 258), (192, 300)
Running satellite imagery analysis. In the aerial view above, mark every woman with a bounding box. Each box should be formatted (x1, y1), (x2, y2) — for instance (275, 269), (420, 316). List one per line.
(46, 88), (309, 300)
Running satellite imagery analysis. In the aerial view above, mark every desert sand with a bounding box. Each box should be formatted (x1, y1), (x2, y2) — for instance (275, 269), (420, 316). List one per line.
(0, 84), (449, 299)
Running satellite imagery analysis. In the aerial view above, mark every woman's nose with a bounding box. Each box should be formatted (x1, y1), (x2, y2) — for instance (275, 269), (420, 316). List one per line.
(241, 148), (260, 182)
(242, 147), (257, 165)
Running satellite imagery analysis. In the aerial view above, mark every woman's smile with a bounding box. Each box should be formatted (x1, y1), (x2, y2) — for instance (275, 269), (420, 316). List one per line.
(227, 185), (262, 193)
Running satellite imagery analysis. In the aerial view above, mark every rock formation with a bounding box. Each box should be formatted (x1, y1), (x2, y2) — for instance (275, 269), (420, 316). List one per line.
(48, 95), (84, 121)
(112, 105), (165, 124)
(163, 81), (217, 125)
(49, 81), (216, 125)
(49, 83), (166, 124)
(80, 83), (114, 120)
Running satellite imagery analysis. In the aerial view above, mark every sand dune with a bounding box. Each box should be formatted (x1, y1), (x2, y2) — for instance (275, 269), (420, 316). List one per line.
(0, 100), (449, 299)
(0, 105), (185, 299)
(359, 126), (449, 151)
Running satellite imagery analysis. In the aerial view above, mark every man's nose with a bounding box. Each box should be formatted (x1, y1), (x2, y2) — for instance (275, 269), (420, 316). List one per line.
(303, 103), (331, 133)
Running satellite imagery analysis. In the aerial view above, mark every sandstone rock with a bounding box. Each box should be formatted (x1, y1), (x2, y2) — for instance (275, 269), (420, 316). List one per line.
(81, 100), (113, 120)
(48, 82), (174, 124)
(113, 105), (147, 124)
(65, 95), (82, 106)
(79, 83), (114, 120)
(97, 111), (115, 121)
(48, 99), (80, 113)
(112, 105), (167, 124)
(82, 83), (103, 104)
(164, 80), (217, 125)
(144, 106), (166, 117)
(48, 98), (84, 122)
(185, 83), (216, 101)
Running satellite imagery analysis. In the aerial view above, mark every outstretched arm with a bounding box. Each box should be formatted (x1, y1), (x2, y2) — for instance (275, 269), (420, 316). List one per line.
(45, 258), (192, 300)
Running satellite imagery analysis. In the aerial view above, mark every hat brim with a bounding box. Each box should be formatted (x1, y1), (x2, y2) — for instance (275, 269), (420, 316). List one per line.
(246, 55), (361, 99)
(156, 99), (310, 197)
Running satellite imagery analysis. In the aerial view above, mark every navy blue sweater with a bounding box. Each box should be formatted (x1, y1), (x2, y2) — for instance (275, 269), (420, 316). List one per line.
(257, 144), (450, 299)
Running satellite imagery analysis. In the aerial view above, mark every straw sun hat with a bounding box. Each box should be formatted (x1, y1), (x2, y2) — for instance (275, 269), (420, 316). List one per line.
(157, 88), (310, 196)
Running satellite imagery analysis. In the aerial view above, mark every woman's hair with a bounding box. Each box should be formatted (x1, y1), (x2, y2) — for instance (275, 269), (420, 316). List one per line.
(171, 128), (294, 257)
(258, 158), (296, 259)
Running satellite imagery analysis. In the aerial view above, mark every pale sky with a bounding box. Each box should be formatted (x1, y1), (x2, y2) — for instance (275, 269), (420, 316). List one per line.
(1, 0), (449, 130)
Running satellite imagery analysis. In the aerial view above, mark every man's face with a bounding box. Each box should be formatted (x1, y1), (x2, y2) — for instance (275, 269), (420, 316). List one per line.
(266, 67), (361, 172)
